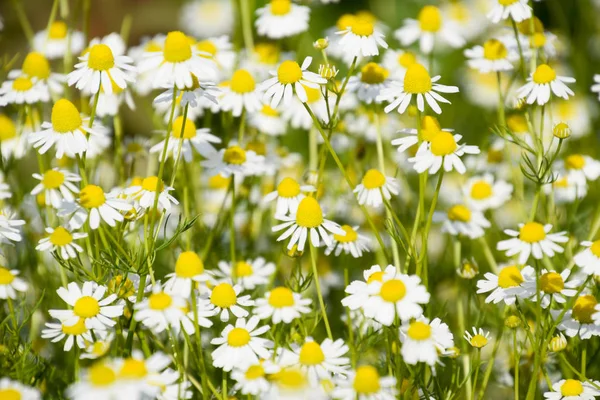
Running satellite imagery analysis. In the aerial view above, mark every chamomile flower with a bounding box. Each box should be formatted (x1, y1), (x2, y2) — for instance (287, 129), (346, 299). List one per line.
(341, 264), (395, 311)
(255, 0), (310, 39)
(353, 169), (400, 208)
(544, 379), (600, 399)
(0, 267), (28, 299)
(391, 115), (448, 153)
(272, 196), (345, 252)
(0, 211), (26, 243)
(261, 57), (327, 108)
(434, 204), (491, 239)
(231, 360), (280, 395)
(382, 49), (421, 80)
(554, 295), (600, 339)
(336, 15), (388, 58)
(163, 251), (211, 298)
(49, 281), (124, 330)
(31, 168), (80, 208)
(332, 365), (397, 400)
(264, 177), (315, 215)
(36, 226), (87, 260)
(523, 269), (580, 308)
(80, 332), (114, 360)
(179, 0), (234, 38)
(545, 175), (588, 204)
(125, 176), (178, 211)
(211, 316), (272, 371)
(202, 145), (265, 178)
(487, 0), (532, 23)
(195, 36), (236, 76)
(41, 318), (94, 351)
(214, 258), (276, 290)
(325, 225), (370, 258)
(16, 51), (65, 96)
(134, 283), (189, 334)
(347, 62), (391, 104)
(574, 240), (600, 276)
(558, 154), (600, 186)
(497, 222), (568, 264)
(464, 327), (491, 348)
(209, 281), (254, 322)
(263, 367), (328, 400)
(409, 131), (480, 174)
(181, 297), (217, 333)
(254, 286), (312, 324)
(153, 76), (219, 114)
(66, 361), (126, 400)
(379, 63), (459, 114)
(0, 74), (50, 105)
(463, 174), (513, 211)
(248, 104), (287, 136)
(400, 316), (455, 366)
(282, 85), (333, 130)
(465, 39), (518, 73)
(149, 116), (221, 162)
(220, 69), (263, 116)
(517, 64), (575, 106)
(0, 378), (41, 400)
(33, 21), (85, 60)
(476, 264), (534, 305)
(0, 114), (28, 160)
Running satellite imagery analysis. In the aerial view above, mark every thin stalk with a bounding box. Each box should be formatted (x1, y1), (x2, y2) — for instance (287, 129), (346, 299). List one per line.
(309, 241), (333, 339)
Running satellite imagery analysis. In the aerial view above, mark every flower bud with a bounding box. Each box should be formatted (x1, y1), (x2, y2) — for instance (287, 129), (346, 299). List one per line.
(457, 259), (479, 279)
(553, 122), (571, 139)
(319, 64), (339, 80)
(504, 315), (521, 329)
(313, 38), (329, 50)
(548, 333), (567, 352)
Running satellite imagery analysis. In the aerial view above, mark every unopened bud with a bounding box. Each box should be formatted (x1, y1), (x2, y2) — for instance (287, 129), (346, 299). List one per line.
(314, 38), (329, 50)
(505, 315), (521, 329)
(553, 122), (571, 139)
(548, 333), (567, 352)
(457, 259), (479, 279)
(319, 64), (339, 80)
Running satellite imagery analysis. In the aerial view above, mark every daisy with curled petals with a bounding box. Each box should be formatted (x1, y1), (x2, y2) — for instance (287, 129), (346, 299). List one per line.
(134, 282), (188, 334)
(50, 281), (124, 331)
(149, 116), (221, 162)
(554, 295), (600, 339)
(272, 196), (346, 252)
(332, 365), (397, 400)
(341, 264), (394, 311)
(31, 168), (81, 208)
(66, 361), (125, 400)
(211, 316), (272, 371)
(202, 145), (265, 178)
(214, 258), (276, 290)
(163, 251), (211, 298)
(465, 38), (518, 73)
(433, 203), (491, 239)
(523, 269), (580, 308)
(409, 131), (480, 174)
(231, 360), (280, 396)
(497, 222), (568, 264)
(392, 115), (448, 153)
(487, 0), (531, 23)
(378, 63), (459, 114)
(574, 240), (600, 277)
(363, 268), (430, 326)
(394, 5), (464, 54)
(36, 226), (87, 260)
(255, 0), (310, 39)
(347, 62), (391, 104)
(476, 264), (534, 305)
(264, 177), (315, 215)
(125, 176), (178, 211)
(463, 174), (513, 211)
(464, 327), (491, 349)
(336, 15), (388, 58)
(354, 168), (400, 208)
(0, 266), (28, 299)
(260, 57), (327, 108)
(400, 316), (454, 366)
(0, 74), (49, 105)
(325, 225), (370, 258)
(544, 379), (600, 400)
(209, 281), (254, 322)
(254, 286), (312, 324)
(220, 69), (263, 116)
(41, 318), (93, 351)
(0, 211), (25, 244)
(517, 64), (575, 106)
(0, 378), (41, 400)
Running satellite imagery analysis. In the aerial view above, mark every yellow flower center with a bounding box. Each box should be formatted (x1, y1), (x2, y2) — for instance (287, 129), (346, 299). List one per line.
(175, 251), (204, 278)
(74, 296), (100, 318)
(49, 21), (68, 39)
(572, 295), (597, 324)
(42, 169), (65, 189)
(171, 116), (197, 139)
(299, 341), (325, 365)
(12, 76), (33, 92)
(367, 271), (384, 284)
(270, 0), (291, 15)
(0, 389), (21, 400)
(540, 272), (564, 294)
(276, 369), (307, 389)
(336, 14), (356, 30)
(407, 321), (432, 340)
(227, 327), (251, 347)
(561, 379), (584, 396)
(208, 174), (231, 189)
(497, 266), (524, 289)
(507, 114), (528, 133)
(268, 286), (295, 308)
(149, 292), (173, 310)
(49, 227), (73, 246)
(350, 17), (374, 36)
(245, 365), (265, 380)
(420, 115), (441, 141)
(79, 184), (106, 209)
(254, 43), (279, 64)
(470, 334), (488, 348)
(230, 69), (256, 94)
(470, 181), (492, 200)
(23, 52), (51, 79)
(196, 40), (217, 57)
(334, 225), (358, 243)
(89, 363), (117, 387)
(144, 41), (162, 52)
(483, 39), (508, 60)
(430, 131), (457, 156)
(304, 85), (321, 103)
(210, 283), (237, 308)
(163, 31), (192, 63)
(590, 240), (600, 257)
(141, 176), (164, 192)
(531, 33), (546, 49)
(87, 44), (115, 71)
(234, 261), (254, 277)
(0, 267), (15, 284)
(419, 5), (442, 32)
(360, 63), (389, 85)
(119, 358), (148, 379)
(0, 115), (17, 141)
(62, 318), (87, 335)
(353, 365), (380, 394)
(398, 52), (417, 68)
(565, 154), (585, 170)
(277, 177), (301, 198)
(361, 169), (386, 189)
(261, 104), (279, 116)
(295, 196), (323, 228)
(403, 63), (432, 94)
(519, 222), (546, 243)
(223, 146), (247, 165)
(499, 0), (519, 5)
(51, 99), (82, 133)
(532, 64), (556, 84)
(447, 205), (472, 222)
(277, 60), (303, 85)
(379, 279), (406, 302)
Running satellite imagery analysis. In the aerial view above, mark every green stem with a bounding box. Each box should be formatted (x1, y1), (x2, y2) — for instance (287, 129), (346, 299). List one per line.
(10, 0), (34, 44)
(309, 241), (332, 339)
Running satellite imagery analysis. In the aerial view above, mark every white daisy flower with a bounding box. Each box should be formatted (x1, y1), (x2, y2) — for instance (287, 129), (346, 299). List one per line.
(558, 154), (600, 186)
(49, 281), (124, 331)
(0, 267), (28, 299)
(35, 226), (87, 260)
(400, 316), (454, 366)
(336, 15), (388, 58)
(394, 5), (464, 54)
(231, 360), (280, 396)
(574, 240), (600, 277)
(179, 0), (234, 39)
(114, 351), (175, 399)
(254, 286), (312, 324)
(31, 168), (80, 208)
(153, 77), (219, 115)
(0, 378), (41, 400)
(341, 264), (394, 311)
(544, 379), (600, 400)
(554, 295), (600, 339)
(497, 222), (568, 264)
(0, 211), (26, 244)
(464, 327), (491, 348)
(163, 251), (211, 298)
(12, 52), (65, 98)
(260, 57), (327, 108)
(209, 281), (254, 322)
(347, 62), (391, 104)
(523, 269), (580, 308)
(262, 367), (329, 400)
(248, 103), (287, 136)
(544, 175), (588, 205)
(264, 177), (315, 215)
(463, 174), (513, 211)
(409, 131), (480, 174)
(487, 0), (532, 23)
(195, 35), (236, 77)
(134, 282), (189, 334)
(464, 38), (518, 73)
(211, 316), (272, 371)
(66, 361), (127, 400)
(379, 63), (459, 114)
(0, 74), (50, 105)
(353, 168), (400, 208)
(281, 85), (333, 130)
(214, 257), (276, 290)
(182, 296), (217, 333)
(33, 21), (85, 60)
(517, 64), (575, 106)
(391, 115), (449, 153)
(325, 224), (370, 258)
(332, 365), (397, 400)
(476, 264), (535, 305)
(125, 176), (178, 211)
(255, 0), (310, 39)
(41, 318), (94, 351)
(80, 332), (114, 360)
(0, 114), (28, 161)
(434, 203), (491, 239)
(202, 145), (265, 178)
(272, 196), (345, 252)
(220, 69), (263, 116)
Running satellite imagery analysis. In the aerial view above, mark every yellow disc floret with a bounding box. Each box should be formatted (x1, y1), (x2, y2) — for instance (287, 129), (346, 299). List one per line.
(483, 39), (508, 60)
(430, 131), (457, 156)
(361, 169), (386, 189)
(497, 266), (524, 289)
(175, 251), (204, 278)
(277, 60), (303, 85)
(42, 169), (65, 189)
(74, 296), (100, 318)
(379, 279), (406, 302)
(295, 197), (323, 228)
(403, 64), (432, 94)
(299, 341), (325, 365)
(227, 327), (251, 347)
(418, 6), (442, 32)
(88, 363), (117, 387)
(210, 283), (237, 308)
(230, 69), (256, 94)
(519, 222), (546, 243)
(334, 225), (358, 243)
(49, 227), (73, 246)
(270, 0), (291, 15)
(353, 365), (381, 394)
(447, 205), (472, 222)
(540, 272), (564, 294)
(470, 181), (492, 200)
(277, 177), (301, 198)
(79, 184), (106, 209)
(532, 64), (556, 85)
(572, 295), (597, 324)
(163, 31), (192, 63)
(49, 21), (68, 39)
(223, 146), (247, 165)
(0, 267), (15, 284)
(360, 63), (389, 85)
(23, 52), (51, 79)
(149, 292), (173, 310)
(171, 116), (197, 139)
(407, 321), (432, 340)
(268, 286), (295, 308)
(51, 99), (82, 133)
(560, 379), (583, 397)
